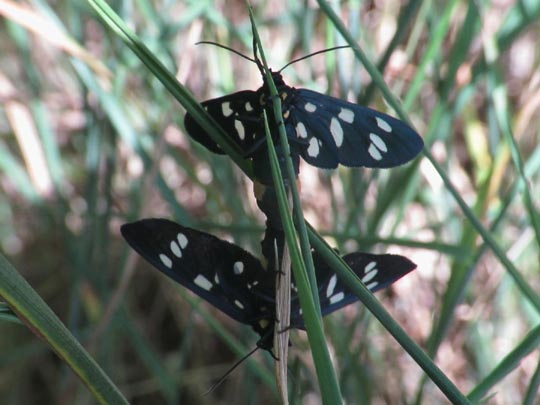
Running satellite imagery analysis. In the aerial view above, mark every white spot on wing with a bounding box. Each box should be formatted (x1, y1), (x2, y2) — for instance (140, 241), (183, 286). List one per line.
(214, 274), (220, 284)
(245, 101), (253, 111)
(362, 269), (378, 283)
(233, 261), (244, 275)
(194, 274), (213, 291)
(170, 241), (182, 258)
(338, 108), (354, 123)
(177, 233), (188, 249)
(363, 262), (379, 289)
(370, 133), (387, 152)
(159, 254), (172, 269)
(305, 102), (317, 112)
(296, 122), (308, 139)
(376, 116), (392, 132)
(326, 274), (338, 298)
(365, 261), (377, 272)
(329, 292), (345, 305)
(234, 300), (245, 309)
(368, 133), (387, 161)
(366, 281), (378, 290)
(307, 137), (320, 157)
(221, 101), (233, 117)
(234, 120), (245, 140)
(368, 144), (382, 160)
(330, 117), (344, 147)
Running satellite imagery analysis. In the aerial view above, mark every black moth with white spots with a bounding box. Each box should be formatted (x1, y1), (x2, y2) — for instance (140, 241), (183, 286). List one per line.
(121, 218), (416, 351)
(184, 69), (424, 184)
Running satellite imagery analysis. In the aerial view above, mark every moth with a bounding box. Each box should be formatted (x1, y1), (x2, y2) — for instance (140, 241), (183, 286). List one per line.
(184, 45), (423, 184)
(121, 218), (416, 350)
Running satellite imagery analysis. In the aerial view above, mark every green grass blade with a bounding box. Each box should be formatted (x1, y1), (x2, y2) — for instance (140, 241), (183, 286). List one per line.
(177, 289), (276, 390)
(316, 0), (419, 125)
(362, 0), (422, 103)
(401, 0), (460, 110)
(86, 0), (251, 176)
(0, 254), (127, 404)
(524, 361), (540, 405)
(483, 34), (540, 253)
(318, 2), (537, 313)
(424, 149), (540, 313)
(250, 8), (343, 401)
(263, 125), (342, 402)
(467, 324), (540, 402)
(307, 227), (471, 404)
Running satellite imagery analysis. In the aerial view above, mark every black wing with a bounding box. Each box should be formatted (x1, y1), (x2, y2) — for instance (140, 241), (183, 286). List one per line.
(289, 251), (416, 324)
(122, 219), (417, 348)
(121, 218), (274, 325)
(184, 91), (264, 155)
(288, 89), (423, 169)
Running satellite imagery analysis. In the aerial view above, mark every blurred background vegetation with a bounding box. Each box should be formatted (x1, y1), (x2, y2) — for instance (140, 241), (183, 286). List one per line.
(1, 0), (539, 403)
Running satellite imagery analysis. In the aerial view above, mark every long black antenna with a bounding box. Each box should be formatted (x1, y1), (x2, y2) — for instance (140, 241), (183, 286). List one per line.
(202, 345), (260, 396)
(196, 41), (350, 73)
(196, 41), (257, 64)
(278, 45), (351, 72)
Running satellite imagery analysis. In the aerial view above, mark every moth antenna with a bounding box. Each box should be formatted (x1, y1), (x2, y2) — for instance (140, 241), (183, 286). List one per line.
(203, 345), (260, 396)
(196, 41), (348, 76)
(278, 45), (351, 72)
(196, 41), (257, 64)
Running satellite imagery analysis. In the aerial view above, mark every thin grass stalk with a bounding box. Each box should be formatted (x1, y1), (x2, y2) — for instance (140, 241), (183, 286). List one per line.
(263, 115), (342, 402)
(250, 6), (343, 401)
(86, 0), (251, 176)
(467, 324), (540, 402)
(307, 226), (471, 404)
(0, 254), (128, 404)
(317, 0), (540, 315)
